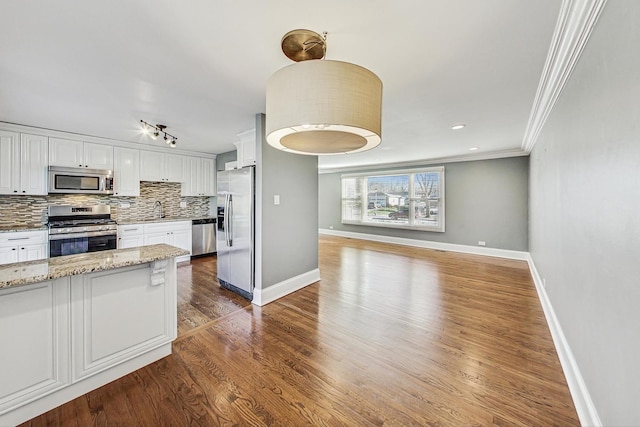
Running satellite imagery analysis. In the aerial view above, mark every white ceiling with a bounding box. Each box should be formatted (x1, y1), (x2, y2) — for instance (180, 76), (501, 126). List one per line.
(0, 0), (561, 171)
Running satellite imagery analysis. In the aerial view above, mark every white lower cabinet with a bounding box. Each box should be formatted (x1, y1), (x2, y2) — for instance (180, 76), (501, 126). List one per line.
(70, 264), (176, 381)
(118, 221), (191, 262)
(0, 230), (48, 265)
(0, 279), (70, 415)
(0, 260), (177, 425)
(117, 224), (144, 249)
(143, 221), (192, 262)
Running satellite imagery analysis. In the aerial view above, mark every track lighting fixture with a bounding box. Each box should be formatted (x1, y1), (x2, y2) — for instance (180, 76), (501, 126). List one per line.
(140, 120), (178, 147)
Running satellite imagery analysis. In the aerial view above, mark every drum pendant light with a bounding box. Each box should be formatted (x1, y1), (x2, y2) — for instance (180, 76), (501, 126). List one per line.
(266, 29), (383, 155)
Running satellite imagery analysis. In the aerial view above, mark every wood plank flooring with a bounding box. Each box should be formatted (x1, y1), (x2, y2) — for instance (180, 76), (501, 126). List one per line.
(21, 236), (579, 426)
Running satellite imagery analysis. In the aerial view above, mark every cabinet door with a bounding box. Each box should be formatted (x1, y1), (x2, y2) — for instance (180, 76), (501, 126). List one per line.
(70, 264), (175, 380)
(0, 130), (19, 194)
(171, 228), (192, 254)
(0, 246), (19, 265)
(0, 279), (69, 414)
(144, 232), (169, 246)
(84, 142), (113, 170)
(20, 134), (48, 195)
(235, 129), (256, 167)
(180, 156), (199, 196)
(165, 153), (185, 182)
(114, 147), (140, 196)
(118, 235), (144, 249)
(139, 150), (165, 182)
(49, 137), (84, 167)
(199, 158), (216, 196)
(18, 243), (47, 262)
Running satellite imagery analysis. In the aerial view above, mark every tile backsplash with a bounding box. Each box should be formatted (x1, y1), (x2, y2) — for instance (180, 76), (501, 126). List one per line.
(0, 181), (213, 227)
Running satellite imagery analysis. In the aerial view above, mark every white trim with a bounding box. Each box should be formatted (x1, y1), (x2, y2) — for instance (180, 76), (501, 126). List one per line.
(526, 254), (601, 427)
(251, 269), (320, 306)
(318, 228), (528, 260)
(521, 0), (607, 153)
(318, 148), (527, 174)
(318, 229), (600, 425)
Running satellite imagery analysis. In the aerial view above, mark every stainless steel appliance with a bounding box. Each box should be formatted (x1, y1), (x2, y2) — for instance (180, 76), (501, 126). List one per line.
(192, 218), (216, 256)
(48, 205), (117, 257)
(48, 166), (114, 195)
(217, 166), (254, 299)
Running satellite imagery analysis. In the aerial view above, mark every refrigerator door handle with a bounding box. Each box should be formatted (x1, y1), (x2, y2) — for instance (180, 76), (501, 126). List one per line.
(224, 193), (230, 247)
(227, 194), (233, 247)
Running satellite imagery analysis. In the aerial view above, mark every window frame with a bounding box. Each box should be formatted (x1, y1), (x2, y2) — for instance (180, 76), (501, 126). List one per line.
(341, 166), (445, 232)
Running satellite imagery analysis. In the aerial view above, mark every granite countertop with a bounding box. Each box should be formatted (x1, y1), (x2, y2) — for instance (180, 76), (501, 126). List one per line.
(0, 224), (48, 233)
(0, 244), (190, 290)
(117, 216), (216, 225)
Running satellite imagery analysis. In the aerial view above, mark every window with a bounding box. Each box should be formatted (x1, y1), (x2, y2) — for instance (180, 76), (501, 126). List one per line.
(341, 166), (445, 232)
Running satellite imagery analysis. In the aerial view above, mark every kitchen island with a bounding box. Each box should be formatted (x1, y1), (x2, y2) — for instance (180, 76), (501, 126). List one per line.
(0, 244), (189, 426)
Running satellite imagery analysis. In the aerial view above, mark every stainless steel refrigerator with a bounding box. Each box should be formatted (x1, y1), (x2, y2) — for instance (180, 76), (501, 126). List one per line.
(216, 166), (255, 299)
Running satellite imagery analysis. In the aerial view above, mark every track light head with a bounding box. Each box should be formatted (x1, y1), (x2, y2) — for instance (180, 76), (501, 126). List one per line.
(140, 120), (178, 147)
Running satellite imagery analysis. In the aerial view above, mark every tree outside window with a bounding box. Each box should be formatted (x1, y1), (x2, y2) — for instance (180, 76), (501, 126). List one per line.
(341, 166), (445, 232)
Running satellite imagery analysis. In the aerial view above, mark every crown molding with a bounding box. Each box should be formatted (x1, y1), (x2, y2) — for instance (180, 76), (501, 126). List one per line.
(0, 120), (217, 158)
(318, 148), (527, 174)
(521, 0), (608, 153)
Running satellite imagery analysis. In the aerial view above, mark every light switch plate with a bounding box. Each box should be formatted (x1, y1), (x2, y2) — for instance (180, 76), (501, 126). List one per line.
(180, 201), (187, 208)
(274, 194), (280, 205)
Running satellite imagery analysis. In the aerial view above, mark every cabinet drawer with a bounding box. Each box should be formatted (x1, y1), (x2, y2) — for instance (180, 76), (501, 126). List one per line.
(143, 221), (190, 235)
(117, 225), (144, 236)
(0, 230), (47, 247)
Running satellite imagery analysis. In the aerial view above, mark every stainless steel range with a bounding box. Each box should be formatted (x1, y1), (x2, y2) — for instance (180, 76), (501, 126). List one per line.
(48, 205), (117, 257)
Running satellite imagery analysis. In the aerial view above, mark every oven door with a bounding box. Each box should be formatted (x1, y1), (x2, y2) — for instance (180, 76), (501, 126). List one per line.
(49, 233), (117, 257)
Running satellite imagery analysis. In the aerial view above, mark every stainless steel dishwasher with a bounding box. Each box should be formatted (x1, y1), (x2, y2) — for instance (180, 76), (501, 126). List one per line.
(191, 218), (216, 256)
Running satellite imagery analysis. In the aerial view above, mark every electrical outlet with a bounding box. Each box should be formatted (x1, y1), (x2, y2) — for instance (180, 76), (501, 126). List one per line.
(329, 226), (334, 229)
(478, 241), (486, 246)
(180, 201), (187, 208)
(274, 194), (280, 205)
(120, 202), (130, 208)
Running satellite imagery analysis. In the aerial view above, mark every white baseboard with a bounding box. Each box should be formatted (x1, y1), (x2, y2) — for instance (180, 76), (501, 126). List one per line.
(319, 228), (529, 260)
(319, 228), (599, 425)
(252, 268), (320, 306)
(526, 255), (601, 427)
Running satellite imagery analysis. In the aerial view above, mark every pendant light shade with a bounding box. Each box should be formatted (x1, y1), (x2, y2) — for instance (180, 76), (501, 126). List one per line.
(266, 31), (382, 156)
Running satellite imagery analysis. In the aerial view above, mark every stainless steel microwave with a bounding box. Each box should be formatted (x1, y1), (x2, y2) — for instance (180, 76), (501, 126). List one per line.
(48, 166), (114, 195)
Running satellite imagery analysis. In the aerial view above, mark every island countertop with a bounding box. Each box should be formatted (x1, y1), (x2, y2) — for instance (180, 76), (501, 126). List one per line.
(0, 244), (189, 290)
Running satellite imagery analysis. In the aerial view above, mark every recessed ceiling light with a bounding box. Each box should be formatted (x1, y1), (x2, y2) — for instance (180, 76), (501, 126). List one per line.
(469, 147), (479, 151)
(451, 124), (466, 130)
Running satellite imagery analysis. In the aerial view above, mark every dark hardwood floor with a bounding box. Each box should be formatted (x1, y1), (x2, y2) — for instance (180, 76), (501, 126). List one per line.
(21, 236), (579, 426)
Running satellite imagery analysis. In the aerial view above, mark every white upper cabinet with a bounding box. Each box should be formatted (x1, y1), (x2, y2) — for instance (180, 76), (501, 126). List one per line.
(181, 156), (216, 197)
(113, 147), (140, 197)
(234, 129), (256, 167)
(0, 131), (48, 196)
(49, 138), (113, 170)
(139, 150), (184, 183)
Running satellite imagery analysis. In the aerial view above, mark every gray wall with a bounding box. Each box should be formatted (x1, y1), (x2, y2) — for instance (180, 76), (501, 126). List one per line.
(216, 150), (237, 171)
(529, 2), (640, 425)
(319, 156), (529, 251)
(255, 114), (318, 288)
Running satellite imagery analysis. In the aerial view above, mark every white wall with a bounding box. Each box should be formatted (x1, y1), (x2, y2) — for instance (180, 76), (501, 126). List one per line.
(529, 2), (640, 425)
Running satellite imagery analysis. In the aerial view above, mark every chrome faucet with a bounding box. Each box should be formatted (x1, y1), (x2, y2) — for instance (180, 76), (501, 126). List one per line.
(154, 201), (164, 219)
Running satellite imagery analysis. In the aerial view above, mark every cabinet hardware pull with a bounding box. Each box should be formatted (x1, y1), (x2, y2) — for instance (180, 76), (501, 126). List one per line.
(8, 237), (29, 241)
